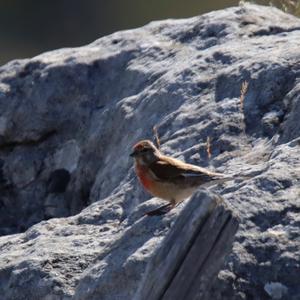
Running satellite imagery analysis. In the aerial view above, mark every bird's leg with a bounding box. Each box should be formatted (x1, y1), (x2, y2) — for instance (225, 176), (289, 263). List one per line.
(145, 200), (175, 216)
(145, 203), (172, 216)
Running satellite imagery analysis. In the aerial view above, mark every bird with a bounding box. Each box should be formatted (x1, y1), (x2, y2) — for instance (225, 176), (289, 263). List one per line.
(130, 139), (237, 216)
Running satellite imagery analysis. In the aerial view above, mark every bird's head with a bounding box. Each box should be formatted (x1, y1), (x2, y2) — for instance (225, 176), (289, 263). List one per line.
(130, 140), (160, 165)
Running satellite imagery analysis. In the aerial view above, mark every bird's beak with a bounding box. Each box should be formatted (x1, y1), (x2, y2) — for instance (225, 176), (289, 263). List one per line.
(130, 150), (138, 157)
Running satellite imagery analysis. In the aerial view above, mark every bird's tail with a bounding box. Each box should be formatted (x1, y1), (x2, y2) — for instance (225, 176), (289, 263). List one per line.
(202, 174), (251, 188)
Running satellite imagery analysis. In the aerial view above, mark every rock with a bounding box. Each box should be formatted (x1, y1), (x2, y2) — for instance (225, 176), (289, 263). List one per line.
(0, 3), (300, 300)
(264, 282), (289, 300)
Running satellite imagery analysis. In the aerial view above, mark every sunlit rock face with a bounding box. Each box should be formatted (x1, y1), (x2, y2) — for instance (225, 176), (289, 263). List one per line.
(0, 4), (300, 300)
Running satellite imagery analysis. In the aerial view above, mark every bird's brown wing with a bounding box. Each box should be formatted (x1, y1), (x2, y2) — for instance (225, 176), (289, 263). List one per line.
(149, 155), (224, 184)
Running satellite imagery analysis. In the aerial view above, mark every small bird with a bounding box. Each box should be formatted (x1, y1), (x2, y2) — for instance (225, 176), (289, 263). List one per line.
(130, 139), (235, 216)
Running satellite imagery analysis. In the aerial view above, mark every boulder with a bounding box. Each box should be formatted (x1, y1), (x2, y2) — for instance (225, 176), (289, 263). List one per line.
(0, 3), (300, 300)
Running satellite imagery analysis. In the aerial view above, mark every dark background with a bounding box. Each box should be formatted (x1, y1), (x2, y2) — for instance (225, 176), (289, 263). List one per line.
(0, 0), (296, 66)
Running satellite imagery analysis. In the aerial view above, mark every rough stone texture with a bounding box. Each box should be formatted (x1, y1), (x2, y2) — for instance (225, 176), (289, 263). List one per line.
(0, 3), (300, 300)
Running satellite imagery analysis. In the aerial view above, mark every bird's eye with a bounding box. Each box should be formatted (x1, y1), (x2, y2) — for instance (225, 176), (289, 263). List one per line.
(141, 148), (148, 152)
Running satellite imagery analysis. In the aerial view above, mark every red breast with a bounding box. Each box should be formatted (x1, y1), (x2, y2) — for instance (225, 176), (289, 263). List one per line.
(135, 163), (153, 191)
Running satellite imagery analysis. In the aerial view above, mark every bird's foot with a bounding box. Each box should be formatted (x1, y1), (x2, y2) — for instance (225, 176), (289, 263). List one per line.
(145, 203), (174, 216)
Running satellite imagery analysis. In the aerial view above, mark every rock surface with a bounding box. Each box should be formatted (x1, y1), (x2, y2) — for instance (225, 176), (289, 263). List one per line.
(0, 3), (300, 300)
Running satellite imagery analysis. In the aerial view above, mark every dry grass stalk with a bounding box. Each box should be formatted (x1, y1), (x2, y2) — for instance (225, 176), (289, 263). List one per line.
(270, 0), (300, 16)
(153, 125), (161, 149)
(240, 1), (300, 17)
(206, 136), (212, 160)
(240, 81), (249, 113)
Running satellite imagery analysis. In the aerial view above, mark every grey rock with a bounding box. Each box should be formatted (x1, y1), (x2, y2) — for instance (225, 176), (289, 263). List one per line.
(264, 282), (289, 300)
(0, 3), (300, 300)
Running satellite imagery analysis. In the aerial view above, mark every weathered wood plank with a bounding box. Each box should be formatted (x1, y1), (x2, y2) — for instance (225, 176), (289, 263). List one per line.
(187, 213), (239, 300)
(163, 204), (238, 300)
(134, 189), (239, 300)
